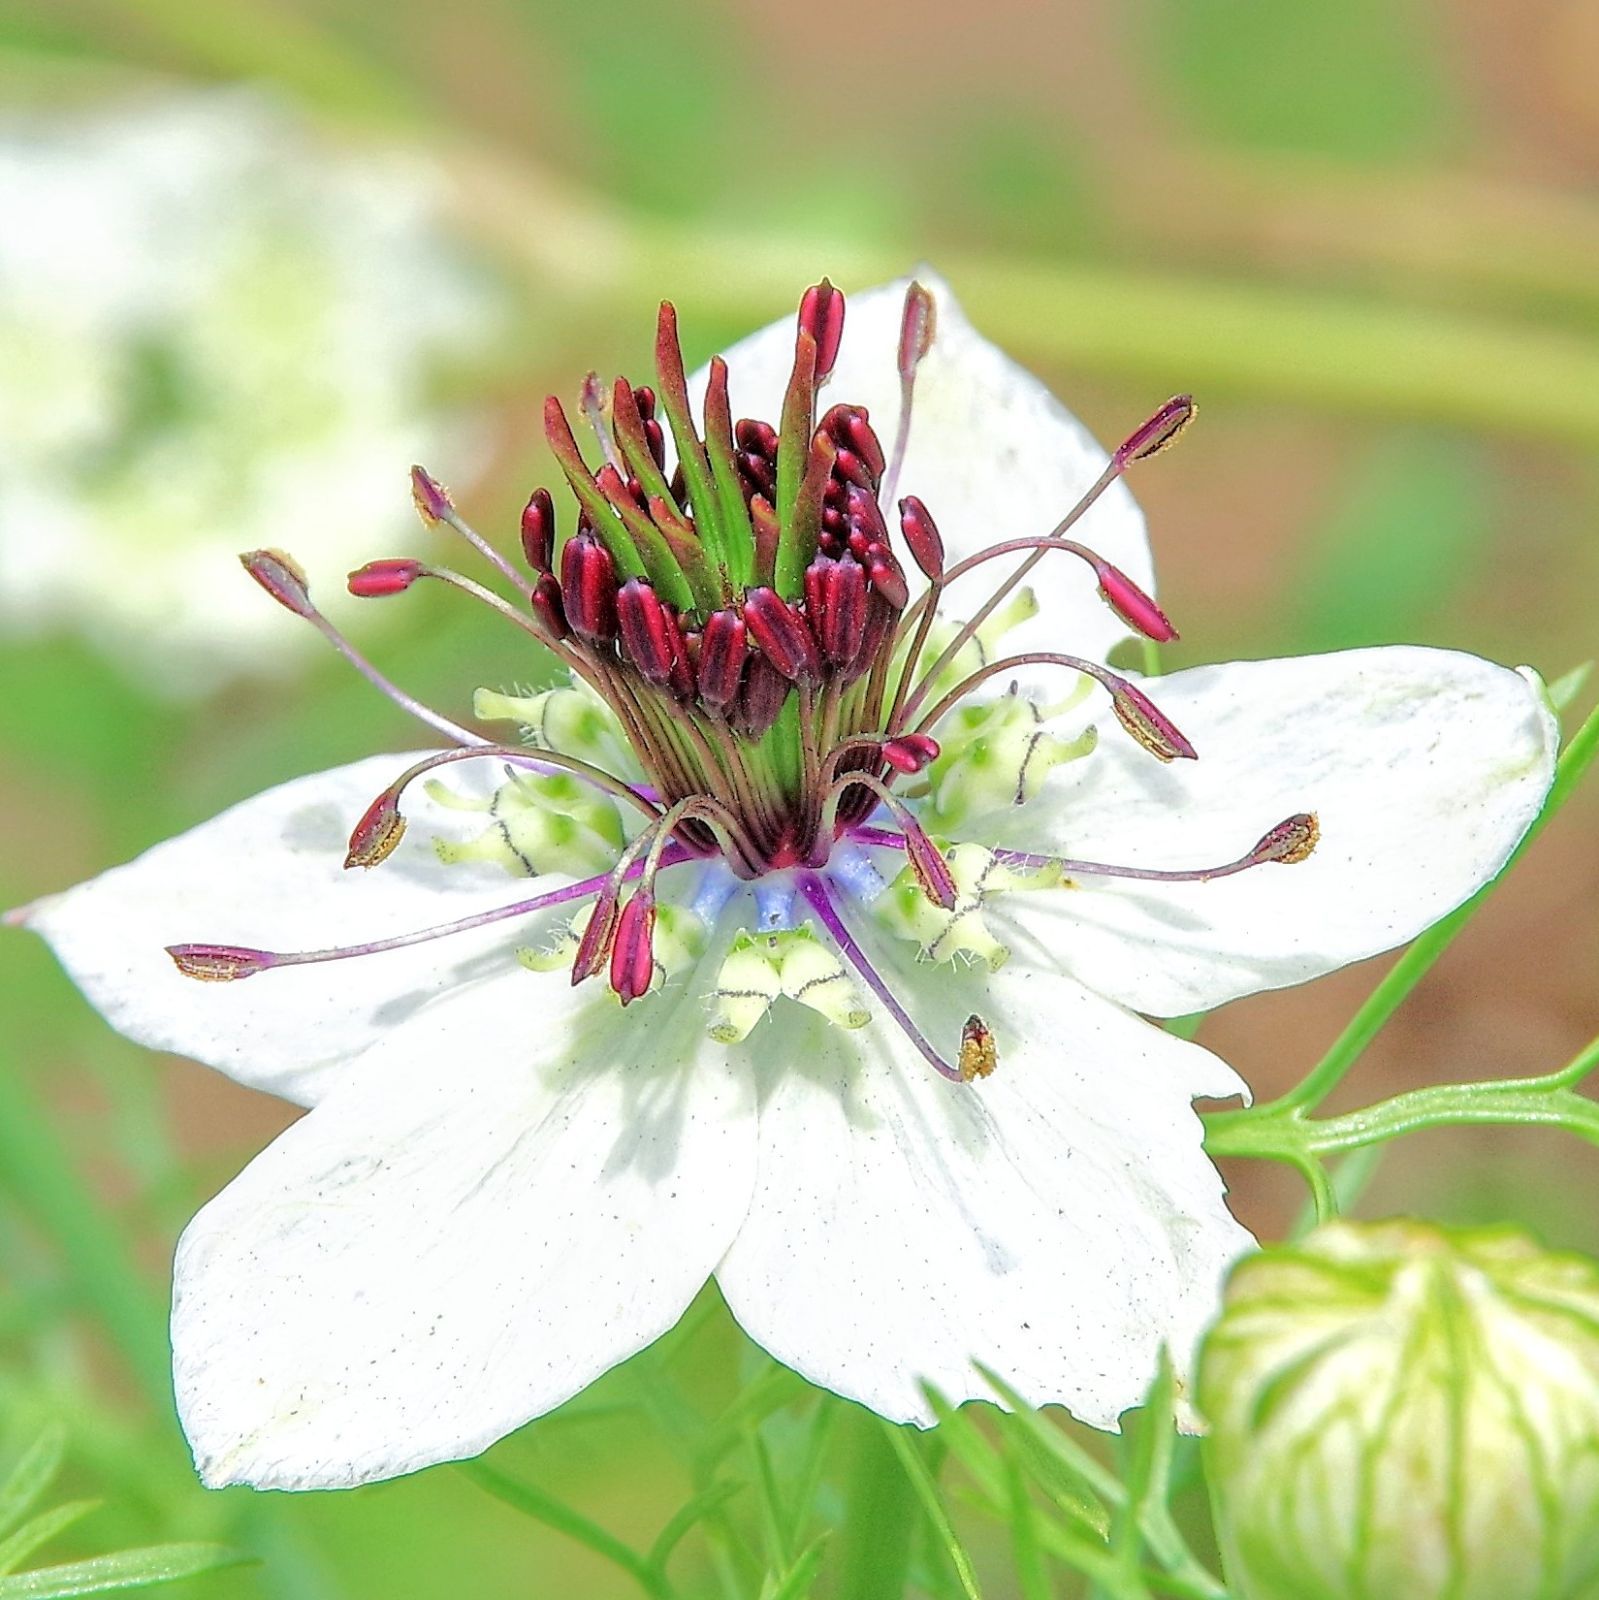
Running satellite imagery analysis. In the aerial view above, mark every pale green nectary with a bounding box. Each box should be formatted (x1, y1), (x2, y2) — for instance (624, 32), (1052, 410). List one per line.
(1199, 1218), (1599, 1600)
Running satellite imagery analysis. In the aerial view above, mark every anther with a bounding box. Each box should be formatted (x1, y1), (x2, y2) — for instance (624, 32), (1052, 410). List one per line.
(697, 609), (748, 709)
(410, 465), (453, 525)
(240, 548), (315, 618)
(797, 279), (846, 383)
(561, 532), (620, 646)
(347, 558), (425, 598)
(530, 573), (570, 641)
(572, 887), (622, 984)
(1114, 395), (1195, 467)
(898, 281), (937, 379)
(1252, 811), (1320, 865)
(881, 733), (940, 774)
(165, 943), (277, 982)
(1111, 681), (1197, 762)
(882, 280), (937, 509)
(897, 496), (944, 582)
(617, 578), (691, 694)
(806, 554), (869, 670)
(344, 789), (407, 869)
(1091, 561), (1176, 642)
(520, 488), (555, 574)
(959, 1015), (997, 1081)
(609, 891), (657, 1005)
(742, 587), (821, 682)
(731, 652), (791, 740)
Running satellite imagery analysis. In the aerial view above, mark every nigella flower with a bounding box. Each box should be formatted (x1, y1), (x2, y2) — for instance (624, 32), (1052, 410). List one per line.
(11, 277), (1556, 1491)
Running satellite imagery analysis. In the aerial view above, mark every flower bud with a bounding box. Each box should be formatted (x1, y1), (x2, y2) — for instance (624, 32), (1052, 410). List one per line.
(1200, 1219), (1599, 1600)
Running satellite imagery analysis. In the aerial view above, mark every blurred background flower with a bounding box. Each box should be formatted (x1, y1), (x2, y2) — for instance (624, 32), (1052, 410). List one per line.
(1, 0), (1597, 1595)
(0, 87), (506, 692)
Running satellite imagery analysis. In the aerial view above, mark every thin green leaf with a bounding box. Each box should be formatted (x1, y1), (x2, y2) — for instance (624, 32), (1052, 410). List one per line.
(921, 1387), (1009, 1507)
(0, 1543), (247, 1598)
(783, 1396), (839, 1554)
(0, 1432), (67, 1546)
(459, 1459), (675, 1600)
(1113, 1356), (1175, 1571)
(881, 1425), (983, 1600)
(1549, 662), (1593, 711)
(1002, 1461), (1054, 1600)
(647, 1481), (745, 1574)
(750, 1433), (792, 1570)
(0, 1503), (99, 1578)
(766, 1535), (828, 1600)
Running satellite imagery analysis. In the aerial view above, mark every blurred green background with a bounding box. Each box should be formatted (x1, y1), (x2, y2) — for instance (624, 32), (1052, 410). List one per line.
(1, 0), (1597, 1594)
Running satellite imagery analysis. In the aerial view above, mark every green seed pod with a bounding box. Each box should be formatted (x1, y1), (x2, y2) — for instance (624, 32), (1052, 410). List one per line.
(1199, 1218), (1599, 1600)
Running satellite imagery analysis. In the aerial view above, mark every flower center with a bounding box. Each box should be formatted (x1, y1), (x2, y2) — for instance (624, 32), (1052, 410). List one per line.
(174, 280), (1319, 1082)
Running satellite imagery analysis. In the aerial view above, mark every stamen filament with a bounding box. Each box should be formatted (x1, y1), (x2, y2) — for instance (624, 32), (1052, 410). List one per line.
(896, 459), (1118, 725)
(167, 847), (697, 979)
(991, 812), (1319, 881)
(798, 875), (962, 1082)
(906, 650), (1196, 764)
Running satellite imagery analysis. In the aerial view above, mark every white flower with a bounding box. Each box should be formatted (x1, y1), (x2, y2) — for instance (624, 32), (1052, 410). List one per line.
(10, 277), (1557, 1491)
(0, 88), (504, 694)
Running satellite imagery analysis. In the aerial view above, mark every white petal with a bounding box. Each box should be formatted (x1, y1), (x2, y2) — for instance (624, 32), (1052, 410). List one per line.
(996, 647), (1559, 1016)
(715, 945), (1250, 1429)
(20, 751), (573, 1105)
(174, 981), (756, 1490)
(687, 272), (1153, 667)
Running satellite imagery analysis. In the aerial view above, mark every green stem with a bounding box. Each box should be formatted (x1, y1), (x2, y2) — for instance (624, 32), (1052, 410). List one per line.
(834, 1410), (921, 1600)
(1268, 693), (1599, 1115)
(0, 1066), (171, 1406)
(459, 1459), (677, 1600)
(1207, 1029), (1599, 1172)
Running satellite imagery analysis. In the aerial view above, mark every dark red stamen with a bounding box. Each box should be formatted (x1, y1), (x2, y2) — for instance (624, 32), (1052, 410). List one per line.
(347, 558), (425, 598)
(743, 586), (821, 682)
(1115, 394), (1195, 466)
(897, 496), (944, 581)
(797, 278), (846, 382)
(561, 532), (620, 646)
(531, 573), (570, 641)
(240, 548), (315, 618)
(731, 651), (791, 740)
(410, 465), (453, 525)
(520, 488), (555, 574)
(697, 609), (748, 709)
(609, 892), (657, 1004)
(881, 733), (940, 774)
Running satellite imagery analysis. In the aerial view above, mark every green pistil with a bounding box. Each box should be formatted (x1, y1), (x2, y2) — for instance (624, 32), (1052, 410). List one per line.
(701, 357), (756, 594)
(774, 329), (819, 598)
(653, 301), (729, 586)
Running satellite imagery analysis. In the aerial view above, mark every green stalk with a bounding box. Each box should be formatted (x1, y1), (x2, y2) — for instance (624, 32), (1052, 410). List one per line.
(834, 1409), (920, 1600)
(0, 1066), (171, 1406)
